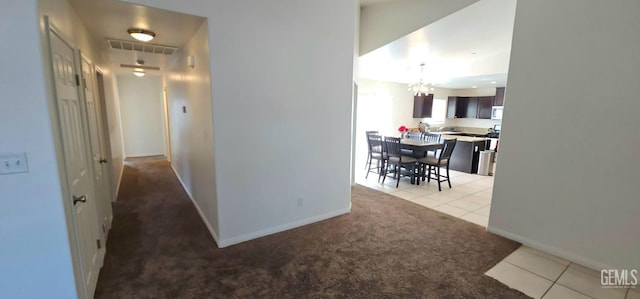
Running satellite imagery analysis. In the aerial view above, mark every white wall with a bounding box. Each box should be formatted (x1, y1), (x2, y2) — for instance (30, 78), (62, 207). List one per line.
(101, 71), (125, 197)
(165, 20), (219, 240)
(359, 0), (478, 54)
(117, 75), (166, 158)
(0, 1), (77, 297)
(490, 0), (640, 270)
(126, 0), (357, 246)
(1, 0), (122, 296)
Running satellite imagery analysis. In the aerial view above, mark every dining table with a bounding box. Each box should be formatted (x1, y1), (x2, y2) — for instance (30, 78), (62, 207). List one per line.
(397, 138), (445, 184)
(400, 138), (445, 158)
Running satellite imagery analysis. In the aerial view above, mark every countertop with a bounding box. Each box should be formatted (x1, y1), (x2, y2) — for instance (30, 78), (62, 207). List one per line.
(428, 131), (490, 137)
(440, 135), (490, 142)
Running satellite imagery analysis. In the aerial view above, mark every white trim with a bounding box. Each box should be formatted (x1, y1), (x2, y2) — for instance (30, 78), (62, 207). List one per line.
(487, 225), (616, 271)
(170, 164), (220, 245)
(217, 207), (351, 248)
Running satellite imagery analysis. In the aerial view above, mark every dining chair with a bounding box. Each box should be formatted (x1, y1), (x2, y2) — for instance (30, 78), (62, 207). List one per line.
(364, 130), (379, 169)
(406, 132), (422, 139)
(418, 138), (457, 191)
(423, 133), (442, 156)
(382, 136), (418, 188)
(423, 133), (440, 143)
(365, 134), (386, 181)
(402, 132), (424, 158)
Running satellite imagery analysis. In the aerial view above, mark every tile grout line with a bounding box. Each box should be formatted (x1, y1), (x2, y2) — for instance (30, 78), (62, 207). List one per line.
(538, 261), (571, 298)
(543, 262), (601, 299)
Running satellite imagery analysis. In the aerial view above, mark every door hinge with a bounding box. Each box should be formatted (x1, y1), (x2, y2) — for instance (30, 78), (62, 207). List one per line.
(96, 239), (101, 249)
(102, 224), (106, 233)
(75, 74), (80, 86)
(82, 77), (87, 89)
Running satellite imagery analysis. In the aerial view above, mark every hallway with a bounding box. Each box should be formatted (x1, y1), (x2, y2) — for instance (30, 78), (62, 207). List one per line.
(95, 159), (524, 298)
(95, 159), (214, 297)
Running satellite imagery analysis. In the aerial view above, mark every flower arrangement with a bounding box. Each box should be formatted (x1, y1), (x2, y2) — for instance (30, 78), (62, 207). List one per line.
(398, 125), (409, 138)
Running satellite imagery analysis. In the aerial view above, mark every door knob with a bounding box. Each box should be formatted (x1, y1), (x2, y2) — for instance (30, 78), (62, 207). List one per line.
(99, 158), (108, 164)
(73, 195), (87, 205)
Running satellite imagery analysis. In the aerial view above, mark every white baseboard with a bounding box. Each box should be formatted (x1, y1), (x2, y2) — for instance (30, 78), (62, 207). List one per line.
(169, 164), (351, 249)
(487, 225), (616, 271)
(217, 206), (351, 248)
(170, 164), (220, 245)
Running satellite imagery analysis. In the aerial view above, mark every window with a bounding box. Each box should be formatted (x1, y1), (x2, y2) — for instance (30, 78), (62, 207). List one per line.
(424, 98), (447, 124)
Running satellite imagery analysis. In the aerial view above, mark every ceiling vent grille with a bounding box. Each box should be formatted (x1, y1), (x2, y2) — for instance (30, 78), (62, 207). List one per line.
(106, 39), (177, 55)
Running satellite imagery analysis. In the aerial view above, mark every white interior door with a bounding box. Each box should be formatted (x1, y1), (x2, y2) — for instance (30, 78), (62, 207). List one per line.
(48, 26), (101, 298)
(80, 56), (112, 259)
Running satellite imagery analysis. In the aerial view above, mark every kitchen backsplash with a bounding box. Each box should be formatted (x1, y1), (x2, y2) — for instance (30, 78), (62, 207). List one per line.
(443, 118), (502, 131)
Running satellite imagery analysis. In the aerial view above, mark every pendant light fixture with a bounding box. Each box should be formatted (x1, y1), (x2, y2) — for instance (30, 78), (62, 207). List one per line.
(408, 63), (430, 95)
(127, 28), (156, 42)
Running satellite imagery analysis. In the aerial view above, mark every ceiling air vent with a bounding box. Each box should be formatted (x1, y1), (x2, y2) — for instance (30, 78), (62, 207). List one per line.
(106, 39), (177, 55)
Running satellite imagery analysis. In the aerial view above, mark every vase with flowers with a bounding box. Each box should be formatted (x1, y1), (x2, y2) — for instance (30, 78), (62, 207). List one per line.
(398, 125), (409, 139)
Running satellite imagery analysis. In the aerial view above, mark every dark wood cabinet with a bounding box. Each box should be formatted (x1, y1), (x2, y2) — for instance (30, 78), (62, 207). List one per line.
(466, 97), (479, 118)
(477, 96), (494, 119)
(447, 97), (470, 118)
(449, 140), (487, 173)
(412, 93), (433, 118)
(447, 90), (506, 119)
(494, 87), (505, 106)
(455, 97), (468, 118)
(447, 96), (478, 118)
(447, 97), (457, 118)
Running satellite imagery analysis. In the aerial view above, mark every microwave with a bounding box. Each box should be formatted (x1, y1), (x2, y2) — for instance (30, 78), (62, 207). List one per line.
(491, 106), (503, 120)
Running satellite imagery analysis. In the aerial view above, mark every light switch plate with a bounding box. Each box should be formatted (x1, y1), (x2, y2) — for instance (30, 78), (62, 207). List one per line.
(0, 153), (29, 175)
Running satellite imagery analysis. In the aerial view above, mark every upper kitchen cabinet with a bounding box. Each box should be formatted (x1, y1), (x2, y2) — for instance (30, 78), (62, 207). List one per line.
(477, 96), (494, 119)
(413, 93), (434, 118)
(447, 96), (478, 118)
(494, 87), (506, 106)
(447, 88), (506, 119)
(466, 97), (479, 118)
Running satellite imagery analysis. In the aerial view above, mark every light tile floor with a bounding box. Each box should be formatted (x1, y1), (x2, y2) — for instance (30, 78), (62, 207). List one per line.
(356, 166), (638, 299)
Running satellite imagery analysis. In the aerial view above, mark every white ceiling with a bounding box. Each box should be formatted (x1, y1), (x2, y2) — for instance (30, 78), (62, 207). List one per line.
(359, 0), (517, 89)
(68, 0), (205, 74)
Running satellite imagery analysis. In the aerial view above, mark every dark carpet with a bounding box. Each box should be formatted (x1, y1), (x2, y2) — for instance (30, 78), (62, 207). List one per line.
(95, 160), (527, 298)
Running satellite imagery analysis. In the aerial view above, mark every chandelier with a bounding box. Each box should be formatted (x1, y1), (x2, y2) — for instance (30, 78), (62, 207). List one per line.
(408, 63), (431, 95)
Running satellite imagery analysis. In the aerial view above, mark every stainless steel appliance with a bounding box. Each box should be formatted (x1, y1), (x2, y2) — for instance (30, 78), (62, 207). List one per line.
(491, 106), (503, 120)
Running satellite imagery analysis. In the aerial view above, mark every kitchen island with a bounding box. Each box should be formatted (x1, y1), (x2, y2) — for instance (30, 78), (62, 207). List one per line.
(441, 135), (489, 174)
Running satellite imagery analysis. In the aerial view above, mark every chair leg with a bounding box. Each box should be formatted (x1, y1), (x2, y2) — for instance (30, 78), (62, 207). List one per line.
(427, 165), (432, 183)
(414, 164), (419, 186)
(381, 162), (387, 184)
(364, 154), (370, 170)
(436, 166), (442, 191)
(395, 165), (400, 188)
(365, 158), (372, 179)
(446, 164), (452, 189)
